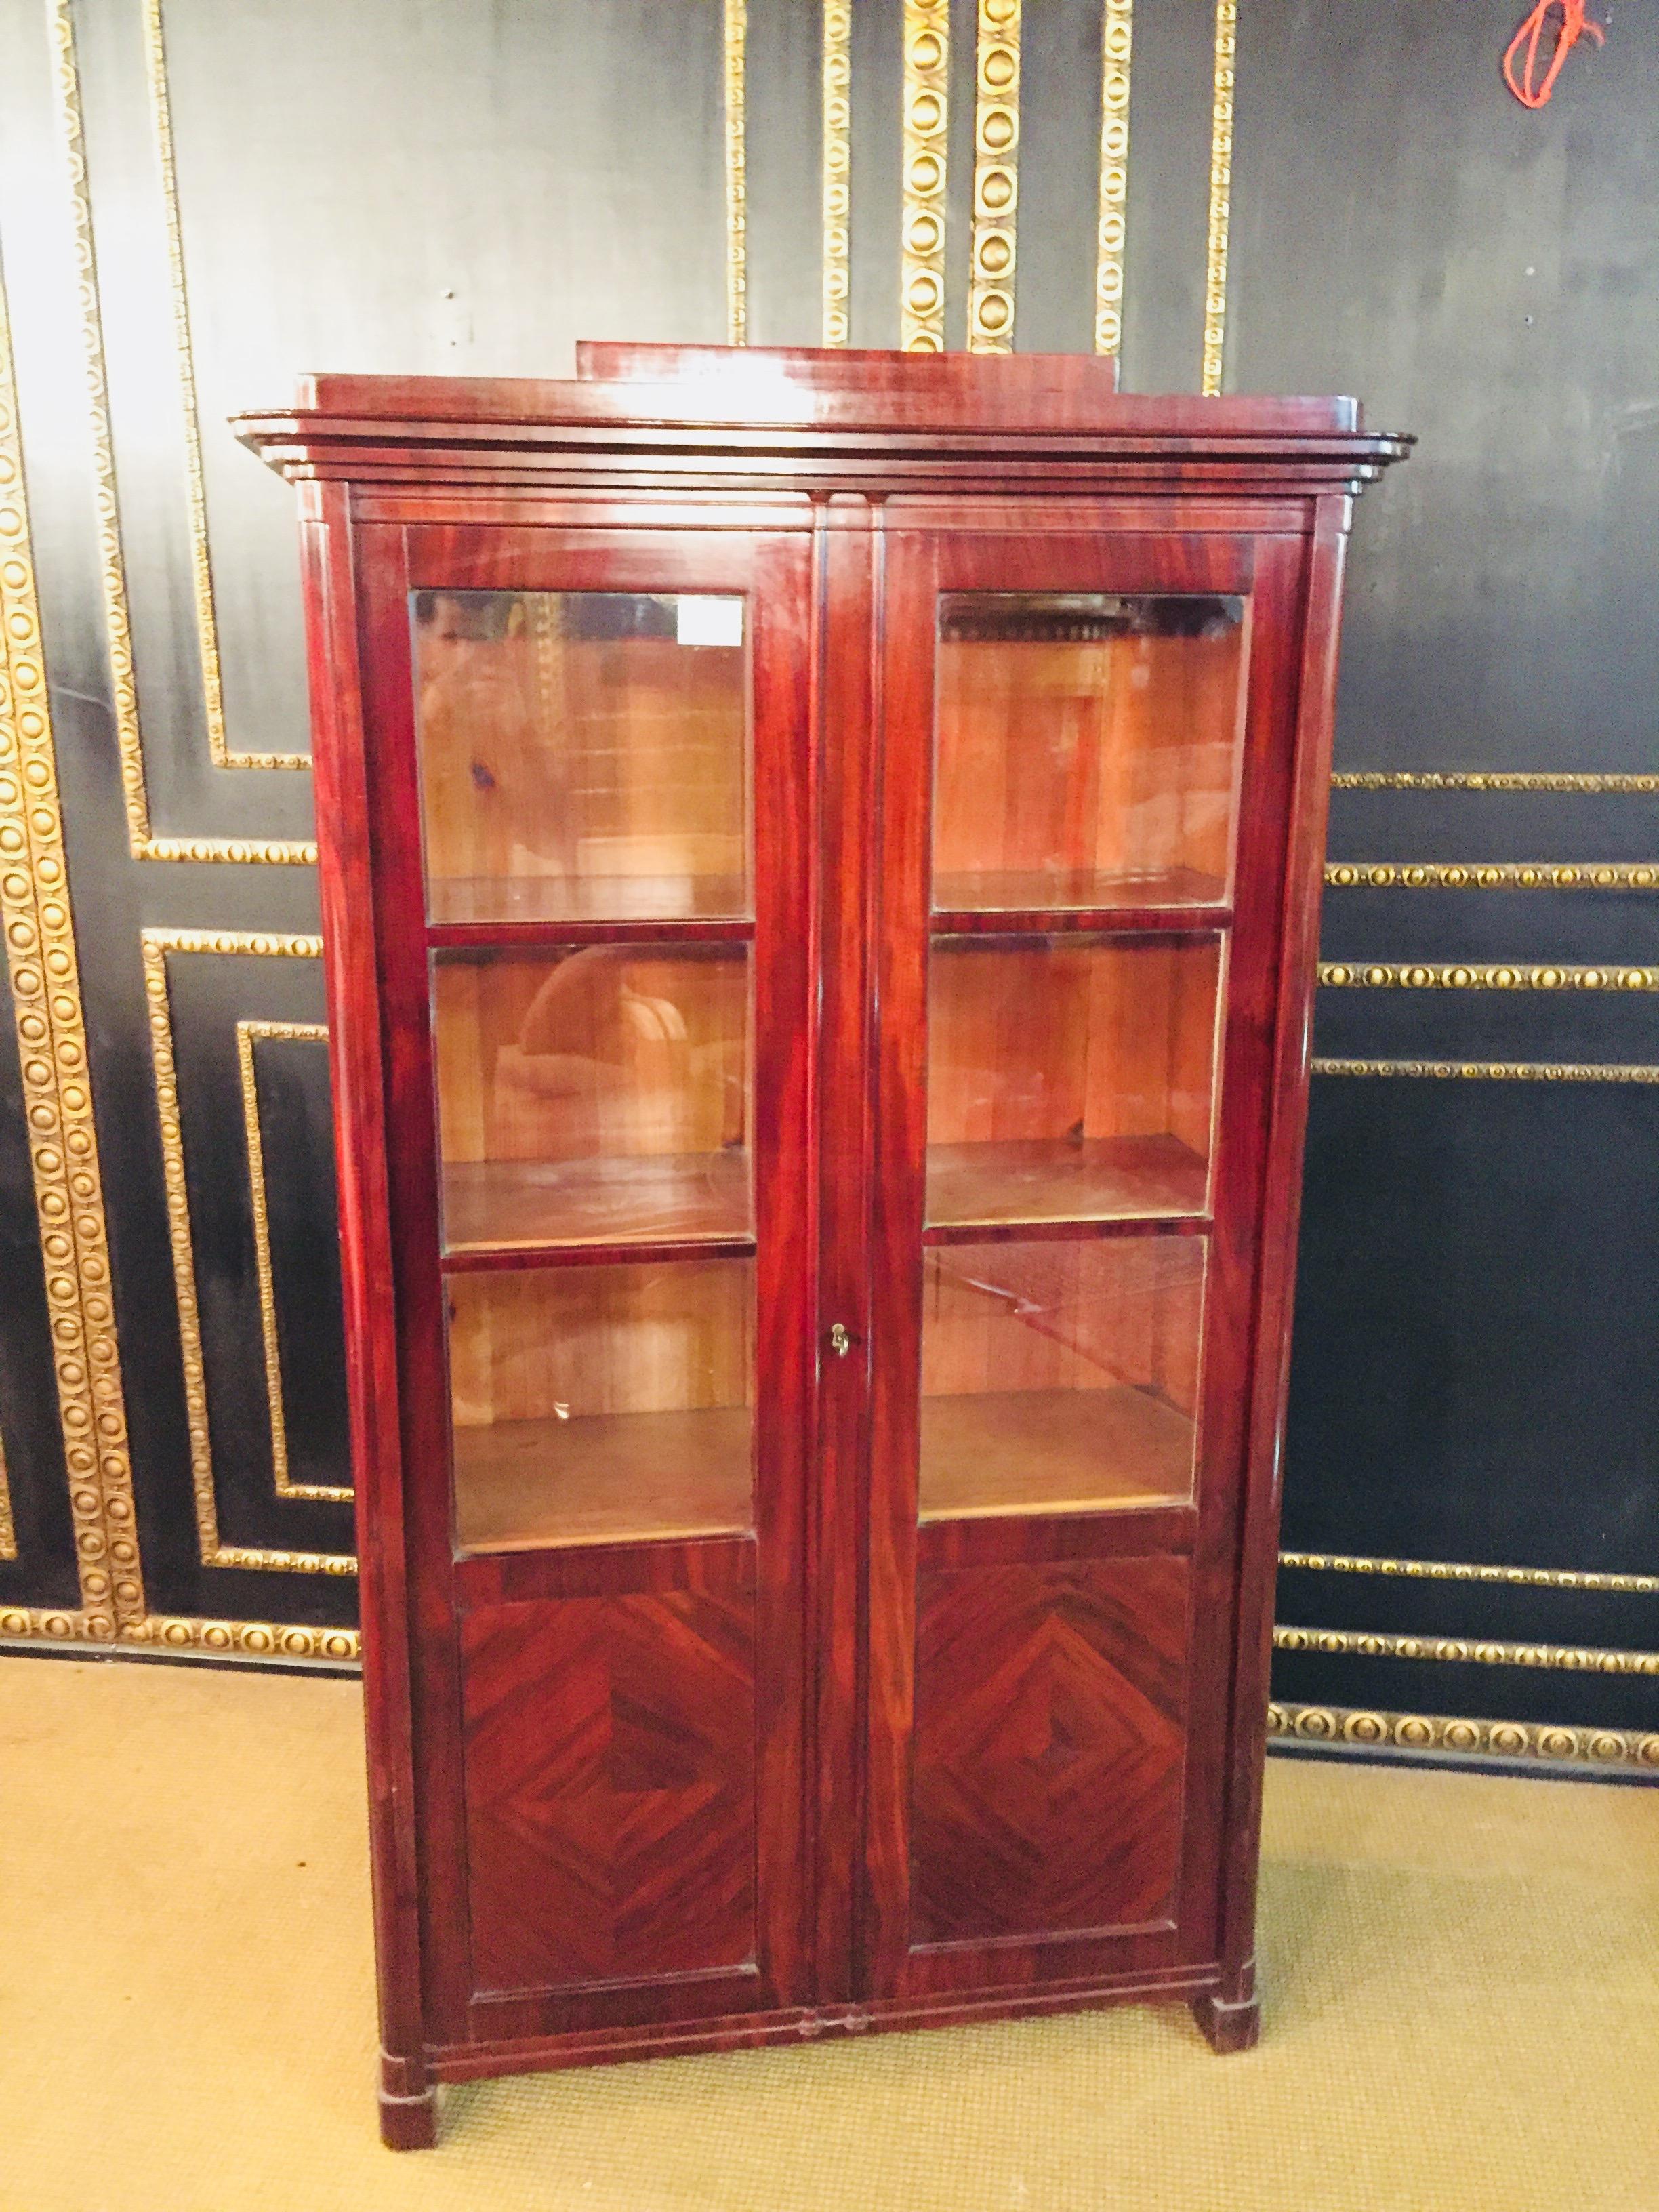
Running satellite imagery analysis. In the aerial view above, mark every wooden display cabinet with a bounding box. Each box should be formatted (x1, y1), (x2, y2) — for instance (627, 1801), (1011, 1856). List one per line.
(239, 348), (1407, 2147)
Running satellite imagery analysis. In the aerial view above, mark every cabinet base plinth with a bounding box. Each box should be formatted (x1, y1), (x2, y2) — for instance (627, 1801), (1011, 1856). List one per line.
(428, 1966), (1235, 2089)
(379, 2084), (438, 2151)
(1191, 1988), (1261, 2054)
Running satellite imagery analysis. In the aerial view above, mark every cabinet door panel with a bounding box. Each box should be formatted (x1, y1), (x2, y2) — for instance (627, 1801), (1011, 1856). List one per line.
(355, 525), (815, 2039)
(912, 1556), (1189, 1947)
(459, 1587), (757, 1994)
(863, 525), (1307, 2003)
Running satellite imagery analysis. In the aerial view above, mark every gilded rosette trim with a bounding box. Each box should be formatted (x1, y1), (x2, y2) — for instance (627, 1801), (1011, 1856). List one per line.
(1318, 960), (1659, 991)
(0, 252), (144, 1635)
(239, 1020), (350, 1502)
(142, 0), (308, 772)
(0, 1603), (358, 1663)
(1313, 1058), (1659, 1083)
(1094, 0), (1132, 356)
(1280, 1550), (1659, 1595)
(1332, 770), (1659, 793)
(725, 0), (748, 347)
(901, 0), (950, 352)
(821, 1), (852, 345)
(136, 834), (318, 865)
(1327, 860), (1659, 890)
(1201, 0), (1235, 395)
(1275, 1625), (1659, 1675)
(1269, 1702), (1659, 1771)
(967, 0), (1020, 354)
(144, 930), (351, 1573)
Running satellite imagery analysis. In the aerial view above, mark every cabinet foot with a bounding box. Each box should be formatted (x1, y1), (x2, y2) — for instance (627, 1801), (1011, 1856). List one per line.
(379, 2082), (438, 2150)
(1191, 1988), (1261, 2055)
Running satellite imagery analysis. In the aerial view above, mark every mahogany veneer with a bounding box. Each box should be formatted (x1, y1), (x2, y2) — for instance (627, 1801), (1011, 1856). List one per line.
(240, 346), (1406, 2148)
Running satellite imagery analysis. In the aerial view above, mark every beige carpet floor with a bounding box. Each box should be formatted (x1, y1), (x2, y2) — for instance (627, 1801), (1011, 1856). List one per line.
(2, 1655), (1656, 2211)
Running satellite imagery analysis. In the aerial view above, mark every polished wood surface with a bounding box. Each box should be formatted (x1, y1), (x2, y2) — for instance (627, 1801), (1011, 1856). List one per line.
(249, 350), (1405, 2142)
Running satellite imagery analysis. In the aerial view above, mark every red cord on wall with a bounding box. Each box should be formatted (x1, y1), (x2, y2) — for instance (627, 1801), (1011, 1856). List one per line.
(1504, 0), (1605, 108)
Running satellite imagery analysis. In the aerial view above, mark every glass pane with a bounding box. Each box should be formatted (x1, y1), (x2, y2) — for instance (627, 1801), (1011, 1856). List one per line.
(413, 590), (749, 923)
(920, 1235), (1205, 1519)
(926, 935), (1221, 1227)
(934, 593), (1246, 912)
(433, 945), (752, 1252)
(449, 1259), (754, 1550)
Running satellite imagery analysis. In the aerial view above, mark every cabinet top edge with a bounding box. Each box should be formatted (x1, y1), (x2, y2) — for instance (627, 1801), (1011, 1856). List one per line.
(231, 354), (1412, 477)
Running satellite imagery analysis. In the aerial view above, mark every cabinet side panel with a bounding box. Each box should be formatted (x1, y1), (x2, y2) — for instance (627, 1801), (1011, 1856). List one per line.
(459, 1587), (758, 1994)
(1214, 508), (1346, 2007)
(302, 490), (428, 2092)
(911, 1556), (1190, 1946)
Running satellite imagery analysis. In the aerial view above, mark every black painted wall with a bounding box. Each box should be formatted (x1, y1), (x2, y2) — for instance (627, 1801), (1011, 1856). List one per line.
(0, 0), (1652, 1747)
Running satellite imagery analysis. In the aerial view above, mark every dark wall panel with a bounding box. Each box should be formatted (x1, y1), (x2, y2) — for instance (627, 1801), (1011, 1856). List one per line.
(1229, 0), (1659, 779)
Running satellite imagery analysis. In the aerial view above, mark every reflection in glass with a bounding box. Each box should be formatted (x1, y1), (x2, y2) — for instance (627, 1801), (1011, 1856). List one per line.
(934, 593), (1246, 912)
(433, 945), (751, 1251)
(920, 1235), (1205, 1519)
(413, 590), (749, 923)
(926, 935), (1221, 1226)
(449, 1259), (754, 1550)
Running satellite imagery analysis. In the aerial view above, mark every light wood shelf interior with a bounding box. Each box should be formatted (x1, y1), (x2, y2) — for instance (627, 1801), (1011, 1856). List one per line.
(934, 593), (1246, 908)
(926, 937), (1220, 1226)
(434, 941), (750, 1248)
(454, 1405), (752, 1551)
(413, 588), (749, 924)
(919, 1237), (1202, 1519)
(447, 1257), (754, 1550)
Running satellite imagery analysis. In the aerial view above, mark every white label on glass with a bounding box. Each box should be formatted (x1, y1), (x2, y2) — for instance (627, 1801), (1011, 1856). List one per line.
(676, 595), (744, 647)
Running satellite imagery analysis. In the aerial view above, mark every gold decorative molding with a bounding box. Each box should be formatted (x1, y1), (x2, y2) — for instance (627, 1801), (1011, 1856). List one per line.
(1313, 1058), (1659, 1083)
(1332, 771), (1659, 794)
(1275, 1624), (1659, 1675)
(142, 929), (354, 1575)
(900, 0), (950, 352)
(724, 0), (747, 348)
(142, 0), (307, 773)
(821, 0), (851, 346)
(1319, 960), (1659, 991)
(1327, 861), (1659, 890)
(0, 245), (145, 1639)
(135, 834), (318, 865)
(966, 0), (1021, 354)
(1269, 1700), (1659, 1773)
(1200, 0), (1236, 395)
(1094, 0), (1132, 358)
(237, 1019), (350, 1503)
(50, 1), (315, 862)
(49, 0), (149, 851)
(0, 1602), (357, 1663)
(0, 1434), (16, 1561)
(1280, 1550), (1659, 1596)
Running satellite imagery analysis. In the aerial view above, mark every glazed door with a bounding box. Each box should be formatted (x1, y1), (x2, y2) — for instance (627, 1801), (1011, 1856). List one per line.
(361, 526), (817, 2045)
(860, 526), (1307, 2002)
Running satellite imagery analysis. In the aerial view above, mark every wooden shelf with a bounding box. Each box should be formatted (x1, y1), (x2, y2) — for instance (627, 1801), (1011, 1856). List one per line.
(454, 1404), (754, 1552)
(427, 873), (752, 928)
(931, 865), (1227, 924)
(919, 1386), (1194, 1521)
(443, 1151), (751, 1256)
(925, 1135), (1208, 1229)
